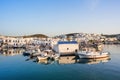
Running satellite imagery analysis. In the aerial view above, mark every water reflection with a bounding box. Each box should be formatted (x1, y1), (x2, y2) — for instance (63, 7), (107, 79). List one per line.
(58, 56), (77, 64)
(35, 56), (77, 65)
(78, 57), (111, 64)
(36, 59), (59, 65)
(0, 48), (25, 56)
(33, 56), (111, 65)
(0, 48), (111, 64)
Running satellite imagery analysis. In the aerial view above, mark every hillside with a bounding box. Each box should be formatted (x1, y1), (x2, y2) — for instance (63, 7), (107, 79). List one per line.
(102, 34), (120, 38)
(66, 33), (79, 36)
(23, 34), (48, 38)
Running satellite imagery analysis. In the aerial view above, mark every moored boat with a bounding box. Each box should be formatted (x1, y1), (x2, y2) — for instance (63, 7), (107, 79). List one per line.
(78, 51), (110, 59)
(36, 56), (48, 61)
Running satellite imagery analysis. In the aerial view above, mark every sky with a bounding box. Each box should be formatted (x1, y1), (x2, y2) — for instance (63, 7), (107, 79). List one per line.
(0, 0), (120, 36)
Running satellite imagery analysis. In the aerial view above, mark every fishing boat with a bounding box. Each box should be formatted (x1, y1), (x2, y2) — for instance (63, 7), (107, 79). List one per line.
(36, 51), (60, 61)
(36, 50), (50, 61)
(23, 49), (41, 56)
(50, 53), (60, 60)
(23, 49), (35, 56)
(36, 56), (48, 61)
(78, 51), (110, 59)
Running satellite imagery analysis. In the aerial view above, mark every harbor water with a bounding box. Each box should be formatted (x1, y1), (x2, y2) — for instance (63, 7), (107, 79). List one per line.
(0, 45), (120, 80)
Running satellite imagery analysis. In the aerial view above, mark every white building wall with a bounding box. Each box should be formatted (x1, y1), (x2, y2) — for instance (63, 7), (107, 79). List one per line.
(2, 37), (34, 47)
(58, 44), (79, 53)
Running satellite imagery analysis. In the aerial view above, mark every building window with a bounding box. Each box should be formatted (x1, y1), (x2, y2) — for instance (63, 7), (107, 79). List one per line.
(9, 40), (11, 42)
(5, 40), (7, 42)
(75, 49), (78, 53)
(67, 48), (69, 50)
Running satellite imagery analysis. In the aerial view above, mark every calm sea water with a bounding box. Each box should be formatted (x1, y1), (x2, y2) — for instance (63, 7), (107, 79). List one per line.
(0, 45), (120, 80)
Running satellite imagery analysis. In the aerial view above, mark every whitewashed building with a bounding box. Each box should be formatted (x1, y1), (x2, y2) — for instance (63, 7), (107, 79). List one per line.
(3, 37), (25, 47)
(53, 41), (79, 55)
(2, 37), (34, 48)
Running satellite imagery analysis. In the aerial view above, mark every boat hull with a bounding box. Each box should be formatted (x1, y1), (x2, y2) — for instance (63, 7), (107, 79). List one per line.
(78, 52), (110, 59)
(37, 56), (48, 61)
(79, 54), (109, 59)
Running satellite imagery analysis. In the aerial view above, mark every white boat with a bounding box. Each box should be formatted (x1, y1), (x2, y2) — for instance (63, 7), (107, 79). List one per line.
(36, 52), (60, 61)
(24, 49), (36, 53)
(36, 56), (48, 61)
(23, 49), (41, 56)
(51, 53), (60, 60)
(78, 51), (110, 59)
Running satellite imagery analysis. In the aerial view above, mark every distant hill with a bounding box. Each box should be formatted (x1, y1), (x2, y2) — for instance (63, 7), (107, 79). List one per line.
(23, 34), (48, 38)
(65, 33), (79, 36)
(102, 34), (120, 38)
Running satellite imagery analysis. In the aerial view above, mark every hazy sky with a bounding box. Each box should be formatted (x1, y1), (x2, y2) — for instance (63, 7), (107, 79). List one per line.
(0, 0), (120, 36)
